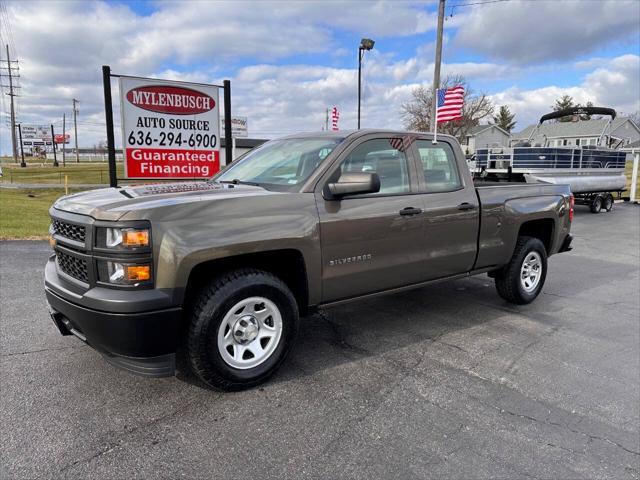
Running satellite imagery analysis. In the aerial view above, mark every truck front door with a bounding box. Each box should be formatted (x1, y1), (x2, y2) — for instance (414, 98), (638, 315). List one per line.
(315, 136), (426, 302)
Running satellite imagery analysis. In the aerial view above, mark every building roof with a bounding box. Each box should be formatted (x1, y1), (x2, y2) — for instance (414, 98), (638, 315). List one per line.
(512, 117), (633, 140)
(625, 139), (640, 149)
(465, 124), (510, 137)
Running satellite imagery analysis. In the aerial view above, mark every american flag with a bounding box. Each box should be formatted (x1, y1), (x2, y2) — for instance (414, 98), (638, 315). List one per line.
(436, 86), (465, 123)
(331, 106), (340, 131)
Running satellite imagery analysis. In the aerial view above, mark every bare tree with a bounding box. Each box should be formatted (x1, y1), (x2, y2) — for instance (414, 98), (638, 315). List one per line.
(400, 74), (494, 144)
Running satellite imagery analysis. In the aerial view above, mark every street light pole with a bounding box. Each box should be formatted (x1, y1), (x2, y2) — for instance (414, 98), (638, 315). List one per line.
(358, 47), (363, 130)
(357, 38), (375, 130)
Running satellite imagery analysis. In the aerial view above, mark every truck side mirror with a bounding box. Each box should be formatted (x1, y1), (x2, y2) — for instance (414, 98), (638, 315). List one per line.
(326, 172), (381, 199)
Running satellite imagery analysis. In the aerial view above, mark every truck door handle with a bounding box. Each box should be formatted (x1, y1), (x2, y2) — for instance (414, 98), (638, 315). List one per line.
(399, 207), (423, 216)
(457, 202), (475, 211)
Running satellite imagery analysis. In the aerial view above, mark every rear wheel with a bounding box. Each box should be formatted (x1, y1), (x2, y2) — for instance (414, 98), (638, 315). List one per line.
(590, 195), (603, 213)
(603, 194), (614, 212)
(185, 269), (299, 390)
(494, 236), (547, 305)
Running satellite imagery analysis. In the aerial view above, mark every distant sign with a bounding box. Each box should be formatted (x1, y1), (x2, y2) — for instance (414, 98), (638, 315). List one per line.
(55, 134), (70, 144)
(119, 76), (220, 179)
(19, 124), (50, 141)
(221, 116), (248, 138)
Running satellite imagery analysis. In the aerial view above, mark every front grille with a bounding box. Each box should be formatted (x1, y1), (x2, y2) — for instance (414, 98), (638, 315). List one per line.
(56, 250), (89, 283)
(52, 219), (86, 243)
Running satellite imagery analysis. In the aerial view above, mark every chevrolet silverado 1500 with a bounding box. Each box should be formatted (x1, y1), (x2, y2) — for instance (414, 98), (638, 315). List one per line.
(45, 130), (573, 390)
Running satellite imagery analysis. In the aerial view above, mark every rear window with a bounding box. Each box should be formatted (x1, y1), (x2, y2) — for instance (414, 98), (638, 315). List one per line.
(415, 140), (462, 192)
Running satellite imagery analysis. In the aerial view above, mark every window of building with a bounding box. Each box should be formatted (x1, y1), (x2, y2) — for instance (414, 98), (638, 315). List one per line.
(415, 140), (462, 193)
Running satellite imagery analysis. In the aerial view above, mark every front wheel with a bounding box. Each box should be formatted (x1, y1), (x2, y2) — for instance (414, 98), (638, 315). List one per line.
(185, 269), (299, 390)
(494, 236), (547, 305)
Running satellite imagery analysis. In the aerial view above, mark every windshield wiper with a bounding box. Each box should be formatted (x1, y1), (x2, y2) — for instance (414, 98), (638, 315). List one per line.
(218, 179), (261, 186)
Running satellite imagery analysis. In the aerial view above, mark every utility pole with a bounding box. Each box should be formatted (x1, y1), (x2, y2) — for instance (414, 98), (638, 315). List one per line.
(432, 0), (446, 134)
(62, 113), (66, 167)
(3, 45), (19, 163)
(72, 98), (79, 163)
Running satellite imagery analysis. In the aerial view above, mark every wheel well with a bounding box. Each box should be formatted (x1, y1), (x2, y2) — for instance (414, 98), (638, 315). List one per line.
(518, 219), (554, 253)
(184, 249), (310, 315)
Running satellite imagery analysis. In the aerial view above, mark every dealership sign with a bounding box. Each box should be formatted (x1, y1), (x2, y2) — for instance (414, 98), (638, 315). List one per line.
(20, 124), (50, 140)
(221, 116), (248, 138)
(119, 76), (220, 179)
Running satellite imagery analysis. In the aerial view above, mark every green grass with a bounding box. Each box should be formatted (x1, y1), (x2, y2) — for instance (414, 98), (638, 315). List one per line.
(0, 188), (82, 239)
(1, 162), (124, 185)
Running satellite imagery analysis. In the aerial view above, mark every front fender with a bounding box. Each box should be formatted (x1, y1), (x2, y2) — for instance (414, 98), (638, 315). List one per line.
(140, 193), (321, 305)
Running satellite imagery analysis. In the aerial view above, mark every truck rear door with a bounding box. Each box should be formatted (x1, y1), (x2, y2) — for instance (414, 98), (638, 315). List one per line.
(409, 138), (480, 279)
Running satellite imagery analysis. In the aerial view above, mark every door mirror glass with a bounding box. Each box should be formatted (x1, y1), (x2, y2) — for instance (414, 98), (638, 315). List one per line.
(327, 172), (381, 198)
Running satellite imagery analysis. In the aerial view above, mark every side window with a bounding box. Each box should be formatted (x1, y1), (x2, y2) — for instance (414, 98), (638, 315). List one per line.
(416, 140), (462, 193)
(338, 138), (411, 195)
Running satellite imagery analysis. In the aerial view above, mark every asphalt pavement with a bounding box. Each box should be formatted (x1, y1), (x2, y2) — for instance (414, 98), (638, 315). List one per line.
(1, 203), (639, 479)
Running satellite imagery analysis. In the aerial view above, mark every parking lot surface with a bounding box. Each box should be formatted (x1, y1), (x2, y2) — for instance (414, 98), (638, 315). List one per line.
(1, 203), (639, 479)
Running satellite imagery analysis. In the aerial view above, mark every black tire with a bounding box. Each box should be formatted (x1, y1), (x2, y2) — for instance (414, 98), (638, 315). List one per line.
(590, 195), (602, 213)
(185, 269), (299, 391)
(494, 236), (547, 305)
(603, 194), (614, 212)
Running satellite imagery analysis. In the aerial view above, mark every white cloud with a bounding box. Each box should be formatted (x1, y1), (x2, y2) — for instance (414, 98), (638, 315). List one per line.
(455, 0), (640, 64)
(1, 1), (639, 154)
(490, 55), (640, 131)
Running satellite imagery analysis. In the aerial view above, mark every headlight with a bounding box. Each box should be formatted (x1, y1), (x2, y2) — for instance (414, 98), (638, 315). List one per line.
(98, 261), (152, 285)
(96, 227), (150, 249)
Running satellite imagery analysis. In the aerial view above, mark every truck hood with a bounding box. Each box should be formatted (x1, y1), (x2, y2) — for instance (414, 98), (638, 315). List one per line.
(52, 182), (280, 220)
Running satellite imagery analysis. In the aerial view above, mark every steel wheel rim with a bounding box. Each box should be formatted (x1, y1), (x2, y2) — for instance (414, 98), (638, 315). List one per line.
(520, 251), (543, 293)
(217, 296), (283, 370)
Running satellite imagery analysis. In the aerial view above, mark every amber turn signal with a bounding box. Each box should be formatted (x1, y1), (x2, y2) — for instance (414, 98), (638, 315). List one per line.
(125, 265), (151, 281)
(122, 230), (150, 247)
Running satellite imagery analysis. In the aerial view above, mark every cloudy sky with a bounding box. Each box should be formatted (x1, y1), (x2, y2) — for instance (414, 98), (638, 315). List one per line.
(0, 0), (639, 154)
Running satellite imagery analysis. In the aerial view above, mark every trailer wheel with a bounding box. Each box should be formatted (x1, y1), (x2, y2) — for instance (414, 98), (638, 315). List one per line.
(590, 195), (602, 214)
(603, 194), (614, 212)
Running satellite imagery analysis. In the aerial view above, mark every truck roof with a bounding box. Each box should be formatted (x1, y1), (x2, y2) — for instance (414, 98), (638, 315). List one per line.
(279, 129), (454, 141)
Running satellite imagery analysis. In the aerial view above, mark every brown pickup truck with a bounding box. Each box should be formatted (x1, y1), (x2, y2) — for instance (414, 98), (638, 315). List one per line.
(45, 130), (573, 390)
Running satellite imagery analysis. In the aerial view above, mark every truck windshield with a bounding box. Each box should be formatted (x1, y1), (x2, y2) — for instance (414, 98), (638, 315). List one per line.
(214, 137), (344, 191)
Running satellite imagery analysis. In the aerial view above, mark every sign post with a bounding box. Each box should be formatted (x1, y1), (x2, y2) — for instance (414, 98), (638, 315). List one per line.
(17, 124), (25, 167)
(102, 65), (118, 187)
(18, 124), (27, 168)
(224, 80), (232, 166)
(50, 125), (59, 167)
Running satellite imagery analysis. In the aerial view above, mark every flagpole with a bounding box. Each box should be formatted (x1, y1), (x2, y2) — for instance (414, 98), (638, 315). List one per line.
(433, 89), (438, 144)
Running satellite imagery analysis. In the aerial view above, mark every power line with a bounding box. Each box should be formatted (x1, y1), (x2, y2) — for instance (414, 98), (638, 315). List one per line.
(451, 0), (510, 6)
